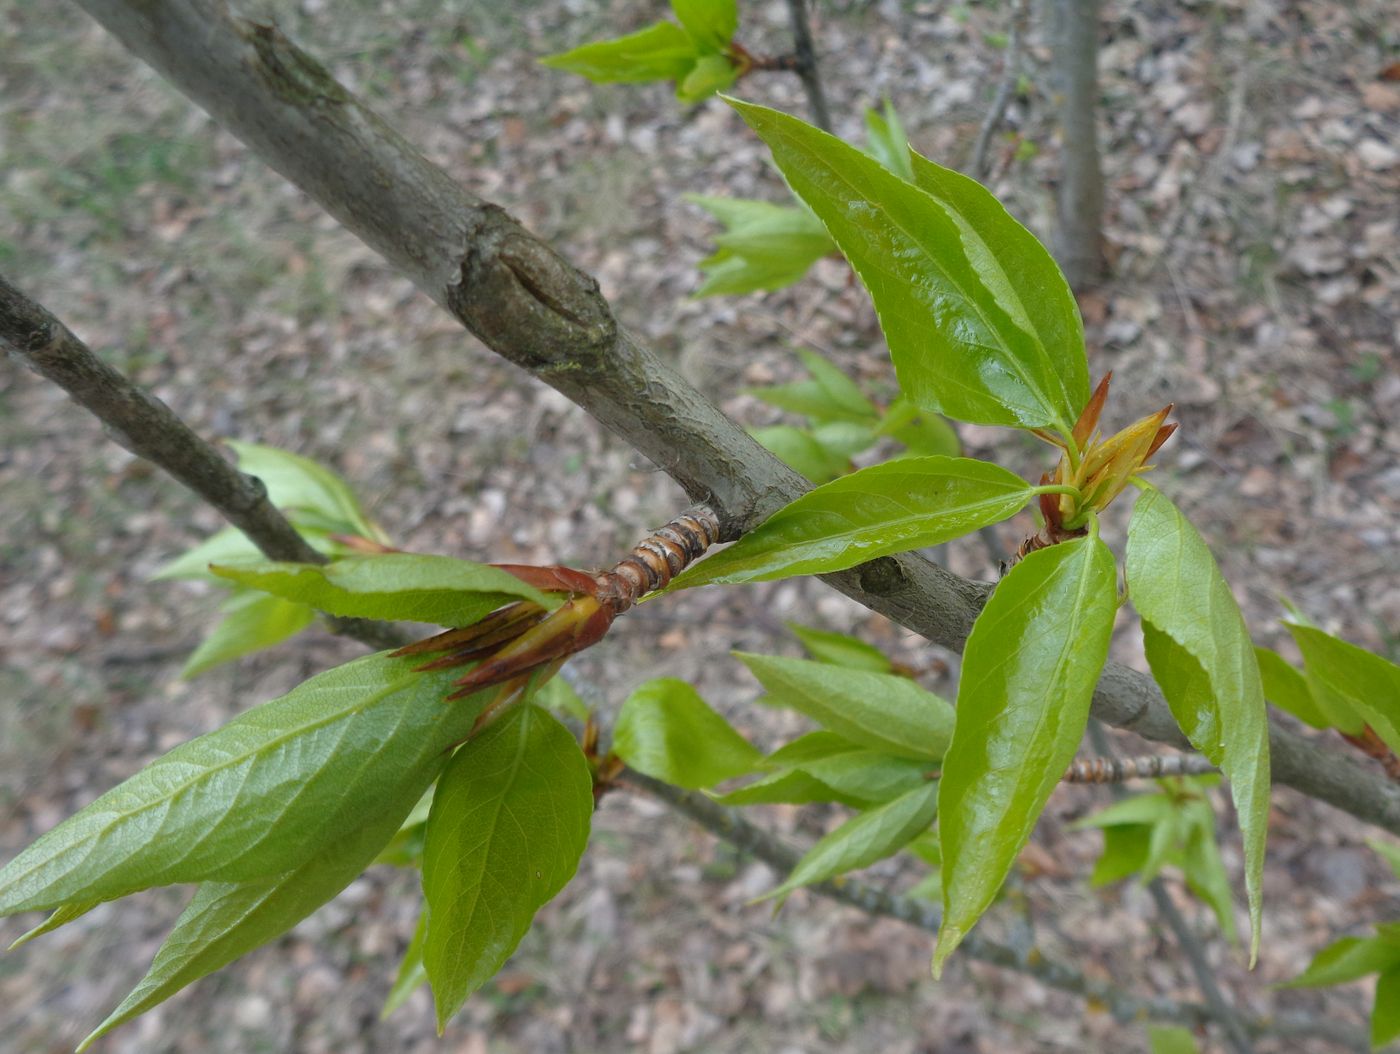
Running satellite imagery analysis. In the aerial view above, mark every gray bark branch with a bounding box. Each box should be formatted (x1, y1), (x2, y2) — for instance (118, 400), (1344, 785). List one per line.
(625, 771), (1368, 1052)
(0, 273), (407, 652)
(1048, 0), (1106, 288)
(72, 0), (1400, 839)
(783, 0), (832, 132)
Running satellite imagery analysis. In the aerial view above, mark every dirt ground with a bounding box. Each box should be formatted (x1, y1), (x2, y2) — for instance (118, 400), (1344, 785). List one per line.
(1, 0), (1398, 1052)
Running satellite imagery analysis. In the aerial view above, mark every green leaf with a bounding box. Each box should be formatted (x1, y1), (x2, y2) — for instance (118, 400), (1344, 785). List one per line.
(1126, 488), (1270, 961)
(935, 534), (1116, 973)
(1255, 645), (1334, 730)
(612, 678), (762, 789)
(1147, 1025), (1200, 1054)
(422, 705), (592, 1029)
(751, 425), (850, 483)
(1282, 936), (1400, 988)
(688, 195), (834, 297)
(225, 440), (380, 539)
(671, 0), (737, 51)
(788, 623), (893, 673)
(211, 554), (556, 627)
(711, 768), (865, 808)
(1182, 808), (1238, 944)
(863, 99), (913, 181)
(737, 653), (955, 761)
(727, 98), (1086, 432)
(180, 590), (316, 678)
(670, 456), (1036, 588)
(748, 348), (877, 425)
(795, 749), (931, 804)
(764, 782), (939, 902)
(1288, 624), (1400, 754)
(1076, 792), (1178, 830)
(373, 787), (435, 869)
(677, 53), (738, 102)
(1375, 968), (1400, 1049)
(1089, 824), (1152, 887)
(78, 769), (433, 1049)
(382, 911), (429, 1019)
(8, 899), (99, 950)
(878, 397), (962, 458)
(534, 676), (591, 722)
(0, 653), (483, 916)
(539, 21), (697, 84)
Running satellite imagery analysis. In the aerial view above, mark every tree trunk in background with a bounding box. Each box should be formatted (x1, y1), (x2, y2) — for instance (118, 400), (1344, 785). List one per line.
(1048, 0), (1106, 289)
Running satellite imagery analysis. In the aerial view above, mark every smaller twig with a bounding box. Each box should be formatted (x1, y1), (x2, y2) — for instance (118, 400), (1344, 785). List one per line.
(782, 0), (832, 132)
(970, 0), (1031, 179)
(0, 273), (407, 652)
(1064, 753), (1218, 784)
(1341, 726), (1400, 782)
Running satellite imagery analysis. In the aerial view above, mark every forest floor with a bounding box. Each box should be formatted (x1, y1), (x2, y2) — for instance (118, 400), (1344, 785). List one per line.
(1, 0), (1398, 1052)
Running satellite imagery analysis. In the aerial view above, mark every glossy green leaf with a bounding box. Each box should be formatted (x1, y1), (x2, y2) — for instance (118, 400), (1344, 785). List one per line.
(764, 781), (939, 903)
(1289, 624), (1400, 754)
(382, 911), (429, 1019)
(935, 534), (1116, 973)
(671, 0), (737, 51)
(211, 554), (556, 627)
(688, 195), (834, 297)
(751, 425), (850, 483)
(1282, 936), (1400, 988)
(226, 440), (380, 539)
(863, 99), (913, 181)
(612, 678), (762, 789)
(737, 653), (954, 761)
(1255, 645), (1333, 730)
(788, 623), (893, 673)
(677, 53), (738, 102)
(1375, 968), (1400, 1049)
(711, 768), (865, 808)
(422, 705), (592, 1030)
(0, 654), (481, 916)
(540, 21), (697, 84)
(671, 456), (1035, 588)
(728, 98), (1086, 432)
(1147, 1025), (1200, 1054)
(78, 770), (433, 1049)
(1127, 488), (1270, 960)
(180, 590), (316, 678)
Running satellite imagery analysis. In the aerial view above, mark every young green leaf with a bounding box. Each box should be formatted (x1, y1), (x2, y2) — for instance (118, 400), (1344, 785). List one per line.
(863, 99), (913, 181)
(534, 675), (592, 722)
(78, 770), (434, 1050)
(794, 749), (931, 804)
(1288, 624), (1400, 754)
(748, 348), (877, 425)
(1281, 936), (1400, 988)
(612, 678), (762, 789)
(1255, 645), (1334, 730)
(1088, 824), (1153, 887)
(226, 440), (381, 540)
(737, 653), (955, 761)
(1126, 488), (1270, 961)
(8, 899), (99, 951)
(670, 456), (1036, 587)
(687, 195), (835, 297)
(1147, 1025), (1200, 1054)
(180, 590), (316, 678)
(727, 98), (1086, 432)
(1374, 968), (1400, 1049)
(671, 0), (737, 51)
(711, 768), (867, 808)
(211, 553), (556, 627)
(750, 425), (851, 483)
(1181, 806), (1238, 944)
(878, 397), (962, 459)
(382, 911), (429, 1019)
(677, 53), (738, 102)
(762, 781), (939, 903)
(788, 622), (893, 673)
(935, 534), (1116, 974)
(539, 21), (697, 84)
(422, 705), (592, 1030)
(0, 654), (482, 916)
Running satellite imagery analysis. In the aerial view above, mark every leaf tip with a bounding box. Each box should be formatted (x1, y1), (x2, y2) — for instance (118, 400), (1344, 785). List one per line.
(931, 925), (962, 978)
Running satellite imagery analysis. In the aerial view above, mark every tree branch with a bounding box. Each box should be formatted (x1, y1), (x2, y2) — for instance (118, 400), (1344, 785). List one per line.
(0, 273), (407, 652)
(71, 0), (1400, 839)
(622, 770), (1368, 1052)
(782, 0), (832, 132)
